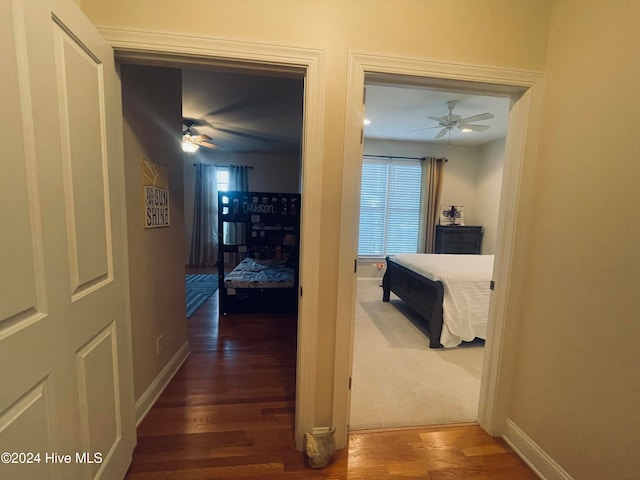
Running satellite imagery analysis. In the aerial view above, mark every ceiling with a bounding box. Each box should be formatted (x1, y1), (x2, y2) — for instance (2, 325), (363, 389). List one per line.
(364, 84), (511, 146)
(182, 68), (304, 154)
(182, 69), (511, 153)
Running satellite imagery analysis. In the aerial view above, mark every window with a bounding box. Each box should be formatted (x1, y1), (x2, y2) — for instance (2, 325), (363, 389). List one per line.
(216, 166), (229, 192)
(358, 158), (422, 256)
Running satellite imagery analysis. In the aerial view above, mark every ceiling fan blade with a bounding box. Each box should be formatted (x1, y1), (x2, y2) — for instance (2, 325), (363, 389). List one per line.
(197, 140), (223, 149)
(459, 112), (494, 124)
(428, 116), (446, 123)
(405, 125), (441, 133)
(435, 128), (448, 139)
(193, 134), (213, 142)
(458, 124), (490, 132)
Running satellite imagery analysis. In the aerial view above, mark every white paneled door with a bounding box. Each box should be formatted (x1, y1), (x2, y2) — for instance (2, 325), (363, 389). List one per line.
(0, 0), (135, 479)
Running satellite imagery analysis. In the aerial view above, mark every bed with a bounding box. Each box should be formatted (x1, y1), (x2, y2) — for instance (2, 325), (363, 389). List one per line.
(218, 191), (300, 315)
(221, 257), (298, 314)
(382, 254), (494, 348)
(224, 257), (295, 289)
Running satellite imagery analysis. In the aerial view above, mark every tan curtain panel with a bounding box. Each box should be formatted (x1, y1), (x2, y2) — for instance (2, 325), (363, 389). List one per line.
(418, 157), (445, 253)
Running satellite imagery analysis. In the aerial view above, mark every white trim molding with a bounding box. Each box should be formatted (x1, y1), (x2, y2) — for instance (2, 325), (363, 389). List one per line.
(135, 341), (190, 425)
(477, 79), (545, 434)
(98, 28), (325, 450)
(334, 51), (544, 448)
(504, 418), (574, 480)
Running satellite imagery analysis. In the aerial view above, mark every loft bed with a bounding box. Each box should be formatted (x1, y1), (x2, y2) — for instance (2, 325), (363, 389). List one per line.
(383, 254), (494, 348)
(218, 191), (300, 315)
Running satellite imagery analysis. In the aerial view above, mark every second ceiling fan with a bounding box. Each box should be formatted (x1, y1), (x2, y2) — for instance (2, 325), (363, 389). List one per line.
(182, 119), (222, 153)
(411, 100), (495, 139)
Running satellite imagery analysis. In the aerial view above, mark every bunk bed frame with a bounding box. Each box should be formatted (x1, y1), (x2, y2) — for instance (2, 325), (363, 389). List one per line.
(218, 191), (300, 315)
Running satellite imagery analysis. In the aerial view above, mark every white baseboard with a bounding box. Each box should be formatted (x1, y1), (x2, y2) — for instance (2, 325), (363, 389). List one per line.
(135, 340), (190, 425)
(503, 418), (573, 480)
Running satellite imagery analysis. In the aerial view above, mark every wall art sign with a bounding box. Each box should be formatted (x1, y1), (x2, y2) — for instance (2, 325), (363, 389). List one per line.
(440, 204), (465, 225)
(142, 158), (170, 228)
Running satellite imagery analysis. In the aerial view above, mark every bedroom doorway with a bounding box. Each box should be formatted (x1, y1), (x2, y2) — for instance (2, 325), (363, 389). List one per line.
(350, 83), (511, 431)
(113, 37), (325, 450)
(333, 54), (543, 445)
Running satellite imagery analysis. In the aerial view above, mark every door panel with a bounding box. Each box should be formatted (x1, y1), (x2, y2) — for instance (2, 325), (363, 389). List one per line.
(0, 379), (56, 479)
(0, 1), (135, 479)
(76, 323), (121, 479)
(54, 22), (111, 295)
(0, 0), (47, 336)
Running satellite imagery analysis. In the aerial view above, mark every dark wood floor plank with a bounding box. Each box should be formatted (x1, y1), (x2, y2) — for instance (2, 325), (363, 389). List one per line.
(124, 271), (538, 479)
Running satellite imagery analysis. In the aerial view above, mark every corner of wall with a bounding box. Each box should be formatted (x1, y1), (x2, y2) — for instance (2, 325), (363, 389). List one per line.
(503, 418), (574, 480)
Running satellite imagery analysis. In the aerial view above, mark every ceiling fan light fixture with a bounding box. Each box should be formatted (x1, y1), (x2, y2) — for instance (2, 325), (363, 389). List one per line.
(182, 133), (199, 153)
(461, 128), (472, 133)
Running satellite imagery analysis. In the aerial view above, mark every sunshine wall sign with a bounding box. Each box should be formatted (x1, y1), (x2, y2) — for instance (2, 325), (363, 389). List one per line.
(142, 158), (170, 228)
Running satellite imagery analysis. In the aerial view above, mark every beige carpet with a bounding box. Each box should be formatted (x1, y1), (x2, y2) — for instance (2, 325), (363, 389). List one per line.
(349, 278), (484, 430)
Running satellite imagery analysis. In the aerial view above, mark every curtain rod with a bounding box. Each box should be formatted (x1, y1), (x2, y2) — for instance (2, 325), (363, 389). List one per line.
(363, 154), (447, 162)
(192, 163), (254, 169)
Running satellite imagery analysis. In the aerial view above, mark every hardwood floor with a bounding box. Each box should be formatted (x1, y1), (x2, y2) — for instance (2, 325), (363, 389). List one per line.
(124, 274), (538, 479)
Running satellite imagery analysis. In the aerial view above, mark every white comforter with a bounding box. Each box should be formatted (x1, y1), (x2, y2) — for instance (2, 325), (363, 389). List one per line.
(391, 254), (494, 347)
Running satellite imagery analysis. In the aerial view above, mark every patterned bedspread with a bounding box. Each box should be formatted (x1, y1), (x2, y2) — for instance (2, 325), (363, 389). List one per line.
(224, 258), (295, 288)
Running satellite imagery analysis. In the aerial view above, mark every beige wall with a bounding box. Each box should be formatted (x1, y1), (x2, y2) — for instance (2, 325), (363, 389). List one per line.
(476, 138), (505, 254)
(82, 0), (553, 439)
(504, 1), (640, 478)
(121, 64), (188, 401)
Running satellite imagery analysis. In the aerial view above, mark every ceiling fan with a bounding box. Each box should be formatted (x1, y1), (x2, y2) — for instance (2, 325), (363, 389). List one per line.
(182, 119), (222, 153)
(410, 100), (495, 140)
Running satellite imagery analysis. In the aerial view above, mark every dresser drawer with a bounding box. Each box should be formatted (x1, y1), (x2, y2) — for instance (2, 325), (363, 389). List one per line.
(435, 225), (483, 254)
(441, 242), (480, 254)
(441, 231), (480, 244)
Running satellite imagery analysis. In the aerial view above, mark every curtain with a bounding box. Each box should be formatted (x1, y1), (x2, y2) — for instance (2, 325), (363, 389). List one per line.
(229, 165), (249, 191)
(189, 164), (218, 266)
(418, 157), (445, 253)
(225, 165), (249, 264)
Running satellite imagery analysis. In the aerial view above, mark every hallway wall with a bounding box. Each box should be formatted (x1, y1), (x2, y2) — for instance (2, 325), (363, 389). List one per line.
(121, 64), (188, 402)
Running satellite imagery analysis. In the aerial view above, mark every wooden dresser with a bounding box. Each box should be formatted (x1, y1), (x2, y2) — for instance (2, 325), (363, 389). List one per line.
(435, 225), (483, 254)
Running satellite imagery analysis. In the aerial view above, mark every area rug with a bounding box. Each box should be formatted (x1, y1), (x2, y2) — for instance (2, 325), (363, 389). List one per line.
(185, 274), (218, 318)
(349, 278), (484, 430)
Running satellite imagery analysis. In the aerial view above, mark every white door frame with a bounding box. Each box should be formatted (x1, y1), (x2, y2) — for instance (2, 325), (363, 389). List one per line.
(97, 28), (325, 450)
(333, 52), (544, 447)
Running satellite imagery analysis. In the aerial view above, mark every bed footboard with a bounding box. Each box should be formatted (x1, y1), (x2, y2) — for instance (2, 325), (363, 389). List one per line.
(382, 256), (444, 348)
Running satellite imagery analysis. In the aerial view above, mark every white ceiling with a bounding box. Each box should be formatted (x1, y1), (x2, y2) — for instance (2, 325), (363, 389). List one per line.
(364, 84), (511, 146)
(182, 69), (511, 153)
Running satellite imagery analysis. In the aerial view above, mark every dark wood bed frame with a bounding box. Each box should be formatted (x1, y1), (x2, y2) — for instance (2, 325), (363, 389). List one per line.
(382, 256), (444, 348)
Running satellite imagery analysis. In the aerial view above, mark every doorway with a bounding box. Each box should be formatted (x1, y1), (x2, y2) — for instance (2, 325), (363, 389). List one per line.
(350, 82), (511, 430)
(333, 54), (543, 447)
(110, 35), (326, 450)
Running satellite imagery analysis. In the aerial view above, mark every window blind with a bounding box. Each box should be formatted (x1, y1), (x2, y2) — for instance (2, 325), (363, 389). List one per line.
(358, 158), (422, 256)
(216, 166), (229, 192)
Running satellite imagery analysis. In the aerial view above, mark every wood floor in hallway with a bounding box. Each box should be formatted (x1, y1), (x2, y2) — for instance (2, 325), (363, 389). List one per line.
(124, 275), (538, 479)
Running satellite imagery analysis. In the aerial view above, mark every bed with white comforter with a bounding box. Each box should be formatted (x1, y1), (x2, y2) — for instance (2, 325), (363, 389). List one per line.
(388, 254), (494, 347)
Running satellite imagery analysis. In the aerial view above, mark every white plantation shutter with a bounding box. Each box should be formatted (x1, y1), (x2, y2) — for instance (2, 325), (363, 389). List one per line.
(358, 158), (422, 256)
